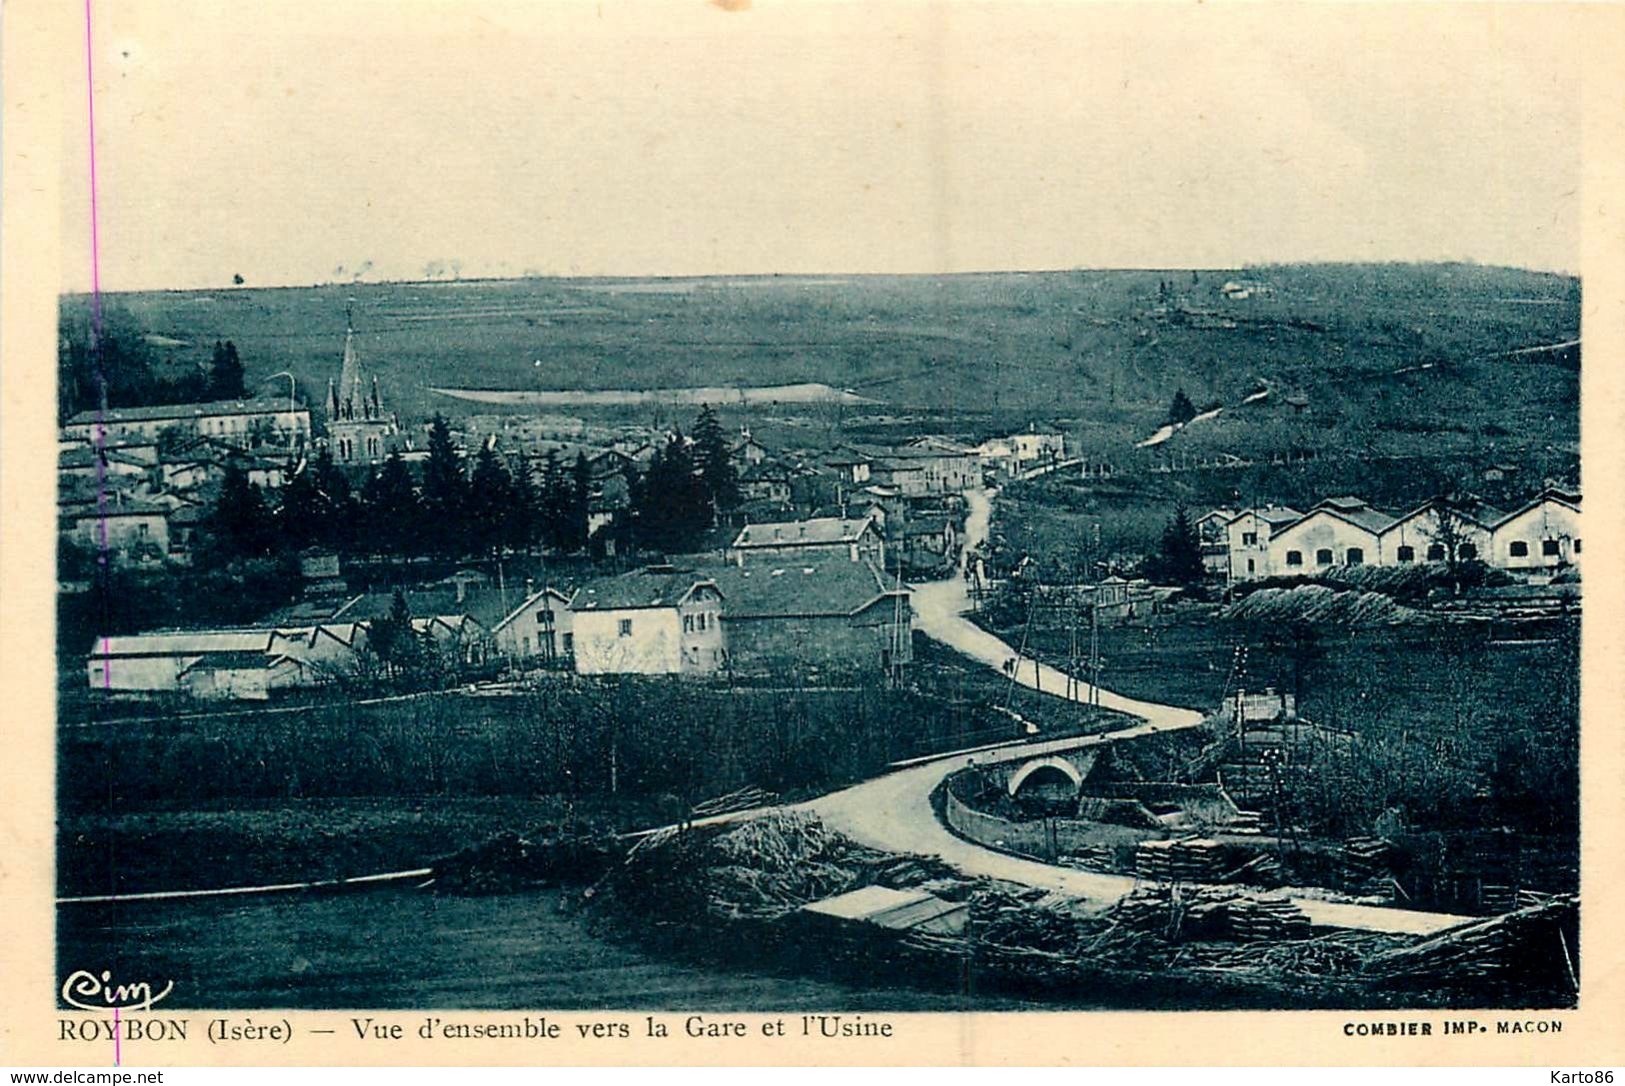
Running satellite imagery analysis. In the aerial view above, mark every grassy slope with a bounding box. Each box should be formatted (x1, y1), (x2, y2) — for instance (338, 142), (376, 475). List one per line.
(63, 264), (1578, 454)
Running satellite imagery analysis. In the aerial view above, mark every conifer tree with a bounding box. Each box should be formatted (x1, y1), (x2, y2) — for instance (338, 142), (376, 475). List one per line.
(419, 414), (466, 556)
(692, 404), (739, 519)
(362, 450), (420, 555)
(209, 462), (273, 560)
(467, 442), (514, 556)
(210, 340), (246, 399)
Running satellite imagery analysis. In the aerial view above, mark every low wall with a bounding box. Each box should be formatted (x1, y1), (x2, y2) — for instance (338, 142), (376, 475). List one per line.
(941, 788), (1155, 863)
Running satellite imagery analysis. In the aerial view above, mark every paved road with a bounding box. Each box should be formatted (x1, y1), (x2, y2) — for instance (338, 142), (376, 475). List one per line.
(809, 487), (1470, 936)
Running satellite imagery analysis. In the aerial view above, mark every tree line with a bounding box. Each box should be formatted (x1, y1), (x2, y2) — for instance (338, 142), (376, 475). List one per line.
(204, 405), (743, 565)
(59, 303), (250, 420)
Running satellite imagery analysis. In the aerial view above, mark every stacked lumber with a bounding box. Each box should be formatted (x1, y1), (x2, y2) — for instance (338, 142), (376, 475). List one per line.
(1135, 838), (1227, 882)
(1109, 884), (1311, 943)
(1226, 810), (1265, 835)
(1059, 845), (1120, 873)
(1362, 895), (1579, 989)
(690, 786), (779, 818)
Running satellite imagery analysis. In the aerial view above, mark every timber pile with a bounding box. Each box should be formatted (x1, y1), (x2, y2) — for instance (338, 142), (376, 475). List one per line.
(690, 786), (779, 819)
(1135, 838), (1228, 882)
(594, 811), (961, 930)
(1362, 895), (1579, 990)
(1221, 585), (1420, 626)
(1110, 885), (1311, 943)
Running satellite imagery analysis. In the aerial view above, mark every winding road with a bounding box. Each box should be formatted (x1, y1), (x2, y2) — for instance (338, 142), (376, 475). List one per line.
(806, 489), (1470, 936)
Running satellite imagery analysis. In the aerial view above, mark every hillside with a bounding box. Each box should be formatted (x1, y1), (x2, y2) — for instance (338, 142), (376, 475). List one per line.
(59, 264), (1578, 457)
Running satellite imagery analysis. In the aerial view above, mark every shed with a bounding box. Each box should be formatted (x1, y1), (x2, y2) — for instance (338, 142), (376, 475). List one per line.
(800, 886), (968, 936)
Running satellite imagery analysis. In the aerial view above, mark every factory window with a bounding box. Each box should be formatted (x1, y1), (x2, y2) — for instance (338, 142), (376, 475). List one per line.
(1285, 550), (1303, 567)
(1427, 543), (1445, 561)
(1396, 546), (1415, 563)
(1345, 547), (1364, 565)
(1459, 543), (1477, 560)
(1509, 541), (1528, 557)
(1315, 548), (1333, 566)
(1542, 539), (1561, 557)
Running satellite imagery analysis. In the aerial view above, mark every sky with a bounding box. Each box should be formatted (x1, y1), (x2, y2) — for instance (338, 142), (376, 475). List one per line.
(59, 1), (1584, 293)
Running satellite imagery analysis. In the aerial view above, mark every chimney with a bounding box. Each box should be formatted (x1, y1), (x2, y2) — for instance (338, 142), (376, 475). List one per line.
(456, 578), (467, 605)
(525, 578), (535, 599)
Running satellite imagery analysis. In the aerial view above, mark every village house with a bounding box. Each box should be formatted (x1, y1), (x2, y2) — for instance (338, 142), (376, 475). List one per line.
(1265, 497), (1394, 575)
(63, 399), (311, 450)
(488, 584), (575, 664)
(1012, 423), (1066, 467)
(67, 498), (171, 567)
(569, 567), (725, 675)
(738, 459), (794, 509)
(1491, 488), (1582, 570)
(730, 515), (885, 568)
(1221, 505), (1304, 581)
(707, 559), (913, 675)
(87, 623), (368, 695)
(731, 429), (771, 466)
(1194, 508), (1238, 576)
(899, 513), (960, 574)
(973, 437), (1018, 480)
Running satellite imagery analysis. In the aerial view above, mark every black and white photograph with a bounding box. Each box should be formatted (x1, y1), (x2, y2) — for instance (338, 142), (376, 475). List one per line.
(11, 0), (1619, 1065)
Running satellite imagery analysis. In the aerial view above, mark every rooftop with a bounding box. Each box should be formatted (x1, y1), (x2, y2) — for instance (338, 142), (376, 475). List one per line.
(733, 516), (875, 549)
(706, 558), (903, 619)
(570, 568), (719, 612)
(65, 399), (308, 427)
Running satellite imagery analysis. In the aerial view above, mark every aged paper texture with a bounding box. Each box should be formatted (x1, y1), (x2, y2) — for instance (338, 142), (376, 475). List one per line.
(4, 0), (1624, 1068)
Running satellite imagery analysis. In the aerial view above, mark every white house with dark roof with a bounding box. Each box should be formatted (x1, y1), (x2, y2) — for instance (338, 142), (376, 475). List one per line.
(1490, 488), (1581, 570)
(730, 515), (885, 568)
(568, 567), (725, 675)
(489, 585), (575, 664)
(1222, 505), (1303, 581)
(1265, 497), (1394, 575)
(1378, 498), (1504, 566)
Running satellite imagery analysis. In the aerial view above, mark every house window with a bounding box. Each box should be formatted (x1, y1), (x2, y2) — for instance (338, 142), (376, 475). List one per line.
(537, 609), (552, 626)
(1315, 548), (1333, 566)
(1509, 541), (1529, 557)
(683, 614), (694, 633)
(1574, 539), (1581, 554)
(618, 619), (633, 637)
(1459, 543), (1477, 560)
(1396, 545), (1415, 563)
(1542, 539), (1561, 557)
(522, 636), (531, 655)
(1346, 547), (1364, 565)
(1246, 558), (1255, 574)
(697, 613), (707, 632)
(1285, 550), (1303, 567)
(562, 633), (574, 654)
(1241, 532), (1258, 546)
(1427, 543), (1445, 561)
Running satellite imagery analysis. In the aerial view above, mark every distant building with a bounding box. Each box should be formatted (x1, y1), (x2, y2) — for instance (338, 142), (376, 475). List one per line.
(1194, 508), (1237, 575)
(1266, 497), (1394, 575)
(87, 624), (368, 695)
(730, 515), (885, 568)
(62, 399), (311, 450)
(179, 652), (309, 702)
(66, 498), (171, 568)
(488, 584), (575, 664)
(1380, 498), (1503, 566)
(1222, 505), (1303, 581)
(731, 430), (770, 466)
(1012, 424), (1066, 467)
(568, 567), (725, 675)
(326, 312), (402, 465)
(708, 559), (912, 674)
(1491, 488), (1581, 570)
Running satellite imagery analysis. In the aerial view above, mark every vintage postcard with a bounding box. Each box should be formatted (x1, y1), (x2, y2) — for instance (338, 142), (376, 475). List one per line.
(3, 0), (1624, 1070)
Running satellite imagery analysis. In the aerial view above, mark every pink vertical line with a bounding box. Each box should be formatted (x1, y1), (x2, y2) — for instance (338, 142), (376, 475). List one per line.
(113, 1007), (121, 1066)
(85, 0), (111, 690)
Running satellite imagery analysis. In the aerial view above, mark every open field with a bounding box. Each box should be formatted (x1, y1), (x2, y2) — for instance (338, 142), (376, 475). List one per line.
(63, 264), (1578, 457)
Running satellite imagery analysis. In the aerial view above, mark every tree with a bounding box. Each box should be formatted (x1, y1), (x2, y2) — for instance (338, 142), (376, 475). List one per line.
(210, 340), (246, 400)
(1167, 388), (1198, 427)
(537, 450), (569, 550)
(207, 462), (273, 560)
(566, 451), (593, 552)
(368, 588), (415, 679)
(276, 462), (331, 547)
(57, 304), (158, 420)
(466, 442), (515, 556)
(1147, 506), (1204, 586)
(361, 450), (419, 555)
(508, 457), (539, 552)
(419, 414), (466, 556)
(692, 404), (739, 519)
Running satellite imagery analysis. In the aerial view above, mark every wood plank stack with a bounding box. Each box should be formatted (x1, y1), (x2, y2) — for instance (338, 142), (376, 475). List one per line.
(1135, 838), (1227, 882)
